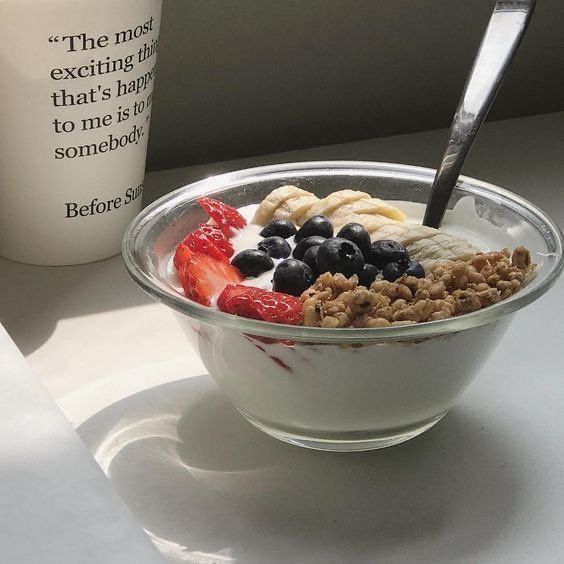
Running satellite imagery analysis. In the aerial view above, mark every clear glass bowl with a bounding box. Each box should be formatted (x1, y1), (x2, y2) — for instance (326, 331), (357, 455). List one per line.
(123, 161), (563, 451)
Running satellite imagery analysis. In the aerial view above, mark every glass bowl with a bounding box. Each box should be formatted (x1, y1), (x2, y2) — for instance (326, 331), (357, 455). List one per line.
(123, 161), (563, 451)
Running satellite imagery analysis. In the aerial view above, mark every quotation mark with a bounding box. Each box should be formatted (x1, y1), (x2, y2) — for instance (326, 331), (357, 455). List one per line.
(48, 36), (60, 44)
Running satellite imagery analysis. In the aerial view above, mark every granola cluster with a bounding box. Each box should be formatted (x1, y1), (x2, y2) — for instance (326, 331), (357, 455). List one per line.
(301, 247), (534, 328)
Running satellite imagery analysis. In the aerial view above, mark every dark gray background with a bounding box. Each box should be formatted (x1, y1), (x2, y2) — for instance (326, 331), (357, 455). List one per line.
(147, 0), (564, 171)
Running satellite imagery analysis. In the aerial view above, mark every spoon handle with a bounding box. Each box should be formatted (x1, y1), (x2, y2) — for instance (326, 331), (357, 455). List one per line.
(423, 0), (536, 228)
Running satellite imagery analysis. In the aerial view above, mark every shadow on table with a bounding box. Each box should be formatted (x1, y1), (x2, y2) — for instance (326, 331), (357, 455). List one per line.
(0, 254), (152, 355)
(78, 376), (526, 564)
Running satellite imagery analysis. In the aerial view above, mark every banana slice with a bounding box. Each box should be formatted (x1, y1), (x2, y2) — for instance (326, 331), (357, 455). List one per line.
(331, 198), (402, 223)
(252, 185), (317, 225)
(395, 225), (438, 246)
(348, 198), (408, 222)
(370, 223), (411, 241)
(308, 190), (371, 218)
(274, 194), (319, 225)
(333, 213), (395, 234)
(407, 233), (479, 263)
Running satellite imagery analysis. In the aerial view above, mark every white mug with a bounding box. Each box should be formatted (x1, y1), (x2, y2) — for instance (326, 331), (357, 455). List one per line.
(0, 0), (162, 265)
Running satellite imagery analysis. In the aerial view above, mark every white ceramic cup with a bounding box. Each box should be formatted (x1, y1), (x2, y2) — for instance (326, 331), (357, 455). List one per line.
(0, 0), (162, 265)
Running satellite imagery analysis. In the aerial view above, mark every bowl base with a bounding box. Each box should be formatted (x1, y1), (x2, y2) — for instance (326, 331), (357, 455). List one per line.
(240, 412), (447, 452)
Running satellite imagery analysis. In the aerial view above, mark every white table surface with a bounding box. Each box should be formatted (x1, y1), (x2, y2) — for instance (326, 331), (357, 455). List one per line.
(0, 325), (164, 564)
(1, 111), (563, 563)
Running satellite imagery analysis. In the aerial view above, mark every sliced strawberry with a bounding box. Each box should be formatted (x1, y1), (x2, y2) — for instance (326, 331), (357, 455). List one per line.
(180, 252), (243, 306)
(197, 224), (234, 257)
(217, 284), (255, 312)
(221, 287), (303, 325)
(184, 229), (228, 263)
(198, 197), (247, 236)
(173, 242), (192, 272)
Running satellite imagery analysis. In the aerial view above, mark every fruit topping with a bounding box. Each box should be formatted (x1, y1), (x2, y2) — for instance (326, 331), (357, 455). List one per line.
(302, 245), (320, 275)
(316, 237), (365, 277)
(273, 258), (316, 297)
(293, 235), (326, 261)
(198, 197), (247, 236)
(381, 261), (408, 282)
(259, 219), (297, 239)
(258, 236), (292, 259)
(358, 263), (380, 287)
(295, 215), (334, 242)
(405, 261), (425, 279)
(231, 249), (274, 277)
(194, 224), (234, 257)
(218, 285), (303, 325)
(184, 228), (229, 263)
(173, 242), (192, 271)
(366, 240), (410, 269)
(336, 223), (371, 255)
(180, 252), (243, 306)
(216, 283), (255, 312)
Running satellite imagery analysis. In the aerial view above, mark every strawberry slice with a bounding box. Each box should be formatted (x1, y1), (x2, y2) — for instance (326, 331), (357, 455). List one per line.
(173, 242), (192, 272)
(219, 286), (303, 325)
(217, 284), (255, 312)
(198, 197), (247, 236)
(180, 252), (243, 306)
(196, 224), (234, 257)
(174, 223), (234, 273)
(184, 229), (228, 263)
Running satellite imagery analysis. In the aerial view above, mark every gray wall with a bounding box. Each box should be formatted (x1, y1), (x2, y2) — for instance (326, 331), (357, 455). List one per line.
(147, 0), (564, 171)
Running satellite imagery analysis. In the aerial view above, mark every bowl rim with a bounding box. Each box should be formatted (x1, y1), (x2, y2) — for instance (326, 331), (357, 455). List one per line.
(123, 160), (564, 343)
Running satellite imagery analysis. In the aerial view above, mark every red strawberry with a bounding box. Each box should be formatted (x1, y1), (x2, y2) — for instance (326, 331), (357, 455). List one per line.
(180, 252), (243, 306)
(173, 242), (192, 272)
(184, 229), (228, 263)
(197, 224), (234, 257)
(217, 284), (255, 312)
(221, 287), (303, 325)
(198, 197), (247, 236)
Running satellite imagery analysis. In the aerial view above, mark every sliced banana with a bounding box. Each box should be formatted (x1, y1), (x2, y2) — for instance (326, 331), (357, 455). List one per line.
(395, 225), (438, 246)
(406, 233), (479, 263)
(331, 198), (405, 223)
(252, 185), (317, 225)
(333, 213), (395, 234)
(275, 194), (319, 225)
(348, 198), (407, 222)
(307, 190), (371, 218)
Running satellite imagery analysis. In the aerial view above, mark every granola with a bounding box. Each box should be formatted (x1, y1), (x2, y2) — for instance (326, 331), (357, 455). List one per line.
(301, 247), (534, 328)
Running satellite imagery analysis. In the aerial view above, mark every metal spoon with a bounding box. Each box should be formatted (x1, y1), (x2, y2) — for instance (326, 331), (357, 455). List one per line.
(423, 0), (536, 228)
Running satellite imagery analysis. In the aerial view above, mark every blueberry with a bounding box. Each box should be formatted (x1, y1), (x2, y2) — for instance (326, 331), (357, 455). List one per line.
(302, 245), (320, 275)
(258, 236), (292, 259)
(231, 249), (274, 277)
(293, 235), (326, 261)
(336, 223), (371, 255)
(382, 261), (408, 282)
(273, 259), (315, 296)
(405, 261), (425, 278)
(295, 215), (333, 242)
(366, 240), (410, 269)
(358, 264), (380, 287)
(260, 219), (297, 239)
(316, 237), (364, 277)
